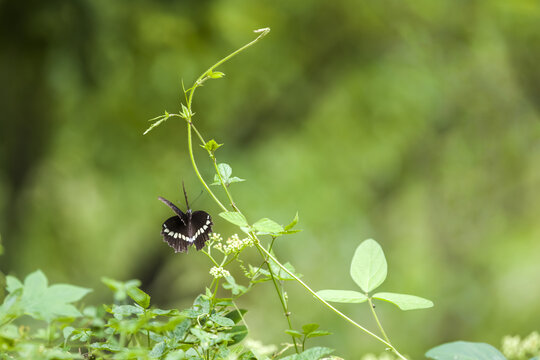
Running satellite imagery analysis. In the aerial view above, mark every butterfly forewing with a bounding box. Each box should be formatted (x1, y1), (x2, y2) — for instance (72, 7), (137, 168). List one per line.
(159, 196), (213, 253)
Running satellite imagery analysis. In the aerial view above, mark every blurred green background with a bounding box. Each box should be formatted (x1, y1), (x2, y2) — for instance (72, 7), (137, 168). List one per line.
(1, 0), (539, 358)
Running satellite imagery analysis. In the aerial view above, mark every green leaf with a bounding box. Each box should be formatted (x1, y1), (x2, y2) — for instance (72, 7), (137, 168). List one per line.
(425, 341), (506, 360)
(127, 287), (150, 309)
(226, 325), (248, 345)
(223, 276), (248, 296)
(209, 314), (235, 327)
(350, 239), (387, 293)
(202, 139), (223, 153)
(373, 292), (434, 311)
(306, 330), (332, 338)
(101, 277), (141, 302)
(207, 70), (225, 79)
(285, 329), (304, 338)
(301, 323), (319, 334)
(224, 309), (247, 324)
(5, 276), (22, 293)
(149, 341), (167, 358)
(218, 163), (232, 181)
(219, 212), (248, 227)
(212, 163), (246, 186)
(284, 212), (299, 231)
(18, 270), (92, 322)
(143, 112), (170, 135)
(252, 218), (284, 234)
(316, 290), (368, 303)
(281, 347), (334, 360)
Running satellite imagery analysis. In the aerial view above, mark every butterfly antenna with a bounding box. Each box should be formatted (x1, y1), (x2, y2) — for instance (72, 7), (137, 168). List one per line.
(182, 181), (190, 210)
(190, 190), (204, 208)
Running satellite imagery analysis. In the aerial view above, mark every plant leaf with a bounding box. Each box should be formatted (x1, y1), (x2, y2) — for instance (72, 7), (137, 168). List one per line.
(202, 139), (223, 153)
(284, 212), (299, 231)
(316, 290), (368, 303)
(285, 329), (304, 338)
(425, 341), (506, 360)
(17, 270), (92, 322)
(350, 239), (387, 293)
(301, 323), (319, 334)
(127, 287), (150, 309)
(373, 292), (434, 311)
(252, 218), (284, 234)
(219, 212), (248, 227)
(280, 347), (334, 360)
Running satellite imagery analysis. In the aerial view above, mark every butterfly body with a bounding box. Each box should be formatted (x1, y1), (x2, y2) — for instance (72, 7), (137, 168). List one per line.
(159, 195), (213, 253)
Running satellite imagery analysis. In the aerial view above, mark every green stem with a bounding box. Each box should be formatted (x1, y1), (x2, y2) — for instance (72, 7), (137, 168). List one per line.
(180, 28), (408, 360)
(368, 296), (391, 344)
(254, 245), (299, 354)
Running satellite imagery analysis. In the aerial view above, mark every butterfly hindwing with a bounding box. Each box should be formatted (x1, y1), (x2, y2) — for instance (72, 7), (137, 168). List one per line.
(159, 195), (213, 253)
(190, 211), (213, 250)
(161, 216), (190, 253)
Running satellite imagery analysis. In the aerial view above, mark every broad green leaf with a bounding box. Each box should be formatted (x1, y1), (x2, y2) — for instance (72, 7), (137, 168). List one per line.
(284, 212), (299, 231)
(224, 309), (247, 324)
(18, 270), (91, 322)
(0, 289), (23, 324)
(209, 314), (235, 327)
(110, 304), (144, 319)
(350, 239), (387, 293)
(149, 341), (167, 358)
(218, 163), (232, 181)
(225, 325), (248, 345)
(425, 341), (506, 360)
(5, 276), (22, 293)
(302, 323), (319, 334)
(219, 212), (248, 227)
(281, 347), (334, 360)
(101, 277), (141, 302)
(127, 287), (150, 309)
(316, 290), (368, 303)
(63, 326), (75, 341)
(373, 292), (434, 311)
(253, 218), (284, 234)
(285, 329), (303, 338)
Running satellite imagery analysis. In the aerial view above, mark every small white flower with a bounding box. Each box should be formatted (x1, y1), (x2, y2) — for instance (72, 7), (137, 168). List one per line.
(209, 266), (230, 279)
(210, 233), (223, 242)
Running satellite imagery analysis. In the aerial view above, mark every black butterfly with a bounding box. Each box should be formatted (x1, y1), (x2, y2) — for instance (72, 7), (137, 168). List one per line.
(158, 185), (213, 253)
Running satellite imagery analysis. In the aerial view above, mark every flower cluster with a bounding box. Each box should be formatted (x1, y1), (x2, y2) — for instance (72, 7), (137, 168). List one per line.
(209, 266), (230, 279)
(213, 233), (254, 254)
(502, 331), (540, 359)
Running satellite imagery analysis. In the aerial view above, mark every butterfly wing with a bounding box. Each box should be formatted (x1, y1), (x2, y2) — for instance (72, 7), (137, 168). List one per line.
(189, 211), (213, 250)
(158, 197), (186, 224)
(161, 216), (191, 253)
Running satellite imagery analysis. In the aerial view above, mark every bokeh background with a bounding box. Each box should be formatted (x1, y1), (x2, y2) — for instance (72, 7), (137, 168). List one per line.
(1, 0), (539, 358)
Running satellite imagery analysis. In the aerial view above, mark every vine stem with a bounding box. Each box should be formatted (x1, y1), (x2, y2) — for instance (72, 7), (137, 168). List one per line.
(368, 296), (391, 344)
(180, 28), (408, 360)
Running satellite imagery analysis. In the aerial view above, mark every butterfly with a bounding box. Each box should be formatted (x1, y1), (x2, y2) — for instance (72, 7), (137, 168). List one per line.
(158, 184), (213, 253)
